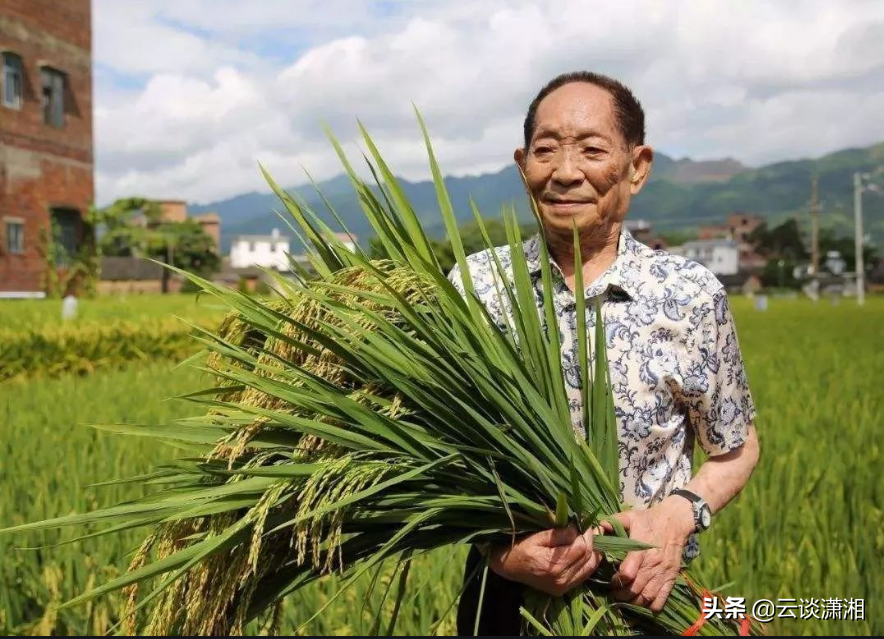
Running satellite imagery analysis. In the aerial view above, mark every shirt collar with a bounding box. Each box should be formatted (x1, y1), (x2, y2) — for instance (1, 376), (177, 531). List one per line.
(523, 226), (644, 301)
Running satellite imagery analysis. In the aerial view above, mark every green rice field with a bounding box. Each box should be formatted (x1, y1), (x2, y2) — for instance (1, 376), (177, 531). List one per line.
(0, 294), (228, 332)
(1, 296), (881, 635)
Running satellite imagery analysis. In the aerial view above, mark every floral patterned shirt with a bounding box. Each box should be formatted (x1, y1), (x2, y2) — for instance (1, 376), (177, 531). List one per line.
(448, 227), (756, 559)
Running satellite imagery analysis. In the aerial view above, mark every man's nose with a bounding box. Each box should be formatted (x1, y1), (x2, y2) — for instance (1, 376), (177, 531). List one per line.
(551, 147), (584, 186)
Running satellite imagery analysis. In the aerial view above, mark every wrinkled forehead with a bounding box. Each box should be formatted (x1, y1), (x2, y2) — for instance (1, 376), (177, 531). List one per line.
(532, 83), (623, 146)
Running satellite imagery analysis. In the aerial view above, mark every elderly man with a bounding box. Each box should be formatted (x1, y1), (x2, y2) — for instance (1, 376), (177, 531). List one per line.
(451, 71), (760, 635)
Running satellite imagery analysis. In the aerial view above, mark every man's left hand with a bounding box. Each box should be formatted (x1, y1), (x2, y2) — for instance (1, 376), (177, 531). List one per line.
(605, 496), (695, 612)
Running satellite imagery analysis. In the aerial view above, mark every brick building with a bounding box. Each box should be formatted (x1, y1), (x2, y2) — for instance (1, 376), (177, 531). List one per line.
(698, 213), (765, 242)
(0, 0), (93, 296)
(697, 212), (767, 272)
(156, 200), (221, 254)
(132, 200), (222, 254)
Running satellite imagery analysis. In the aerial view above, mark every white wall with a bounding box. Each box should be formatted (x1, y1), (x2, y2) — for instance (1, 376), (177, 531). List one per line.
(681, 244), (739, 275)
(230, 238), (291, 270)
(711, 245), (739, 275)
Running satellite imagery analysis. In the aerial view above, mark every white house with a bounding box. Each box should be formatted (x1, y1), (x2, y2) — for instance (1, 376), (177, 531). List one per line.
(230, 228), (291, 271)
(670, 239), (740, 276)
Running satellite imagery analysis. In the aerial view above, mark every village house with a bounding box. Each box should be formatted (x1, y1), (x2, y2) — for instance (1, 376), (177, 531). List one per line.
(97, 255), (181, 295)
(95, 199), (222, 295)
(698, 212), (765, 242)
(0, 0), (93, 297)
(670, 238), (741, 276)
(698, 212), (766, 271)
(230, 228), (291, 271)
(221, 230), (357, 292)
(624, 219), (667, 250)
(669, 238), (762, 295)
(229, 229), (357, 271)
(670, 228), (764, 295)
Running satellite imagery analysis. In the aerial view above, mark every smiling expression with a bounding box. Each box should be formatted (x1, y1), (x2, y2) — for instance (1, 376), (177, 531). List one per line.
(516, 82), (652, 239)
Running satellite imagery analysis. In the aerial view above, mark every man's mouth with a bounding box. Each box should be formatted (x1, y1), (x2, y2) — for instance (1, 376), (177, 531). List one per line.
(542, 196), (594, 209)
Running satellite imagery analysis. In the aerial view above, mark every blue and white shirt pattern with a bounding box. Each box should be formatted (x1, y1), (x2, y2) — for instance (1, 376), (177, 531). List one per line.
(448, 227), (757, 559)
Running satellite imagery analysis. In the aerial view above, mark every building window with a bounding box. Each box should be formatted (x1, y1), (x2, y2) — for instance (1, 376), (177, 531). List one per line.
(41, 67), (65, 128)
(6, 220), (25, 254)
(2, 53), (23, 109)
(50, 208), (80, 266)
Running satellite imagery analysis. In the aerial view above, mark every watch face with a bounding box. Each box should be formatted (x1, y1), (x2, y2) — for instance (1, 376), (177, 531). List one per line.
(700, 506), (712, 529)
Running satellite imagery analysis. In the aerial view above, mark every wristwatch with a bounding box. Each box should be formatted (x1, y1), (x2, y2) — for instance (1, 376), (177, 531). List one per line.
(671, 489), (712, 533)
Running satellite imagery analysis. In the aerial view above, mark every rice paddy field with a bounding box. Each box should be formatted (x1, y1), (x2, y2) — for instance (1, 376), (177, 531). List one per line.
(0, 294), (228, 331)
(1, 295), (881, 636)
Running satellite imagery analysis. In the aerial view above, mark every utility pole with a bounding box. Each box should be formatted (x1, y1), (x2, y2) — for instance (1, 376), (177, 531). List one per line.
(809, 175), (820, 301)
(854, 172), (865, 306)
(810, 175), (820, 278)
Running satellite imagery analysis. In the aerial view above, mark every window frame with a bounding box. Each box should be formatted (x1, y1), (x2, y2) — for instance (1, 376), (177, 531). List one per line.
(5, 218), (25, 254)
(50, 208), (80, 266)
(40, 65), (66, 128)
(2, 52), (23, 110)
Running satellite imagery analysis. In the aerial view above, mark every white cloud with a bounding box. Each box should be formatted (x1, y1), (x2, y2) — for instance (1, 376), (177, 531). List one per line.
(94, 0), (884, 204)
(93, 2), (262, 76)
(151, 0), (397, 36)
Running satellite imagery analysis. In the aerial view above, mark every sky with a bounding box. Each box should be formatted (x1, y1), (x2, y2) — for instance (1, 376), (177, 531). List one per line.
(93, 0), (884, 205)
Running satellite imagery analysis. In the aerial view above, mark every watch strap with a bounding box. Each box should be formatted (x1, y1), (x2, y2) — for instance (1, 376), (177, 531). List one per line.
(672, 488), (702, 504)
(671, 488), (710, 531)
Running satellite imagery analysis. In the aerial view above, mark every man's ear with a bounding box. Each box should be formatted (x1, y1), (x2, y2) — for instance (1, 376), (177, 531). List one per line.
(514, 147), (526, 168)
(629, 145), (654, 195)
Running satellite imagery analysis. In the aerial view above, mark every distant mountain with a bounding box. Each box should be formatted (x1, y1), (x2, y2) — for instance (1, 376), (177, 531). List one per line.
(191, 163), (529, 253)
(653, 157), (747, 184)
(190, 144), (884, 254)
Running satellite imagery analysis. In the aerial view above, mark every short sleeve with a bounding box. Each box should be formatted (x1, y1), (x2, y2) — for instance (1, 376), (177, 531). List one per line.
(447, 263), (466, 296)
(685, 288), (756, 456)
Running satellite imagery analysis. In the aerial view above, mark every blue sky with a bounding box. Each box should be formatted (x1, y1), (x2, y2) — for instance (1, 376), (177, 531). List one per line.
(92, 0), (884, 205)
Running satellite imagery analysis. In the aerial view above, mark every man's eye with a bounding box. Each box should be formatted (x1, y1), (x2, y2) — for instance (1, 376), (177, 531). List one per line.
(583, 147), (606, 155)
(533, 146), (554, 156)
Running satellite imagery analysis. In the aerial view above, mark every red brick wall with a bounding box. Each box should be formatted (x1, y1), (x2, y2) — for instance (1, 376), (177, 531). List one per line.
(158, 201), (188, 224)
(0, 0), (93, 293)
(194, 213), (221, 253)
(727, 213), (764, 242)
(698, 225), (731, 240)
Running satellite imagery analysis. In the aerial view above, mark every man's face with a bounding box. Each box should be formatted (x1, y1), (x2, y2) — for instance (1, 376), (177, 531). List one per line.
(515, 82), (652, 238)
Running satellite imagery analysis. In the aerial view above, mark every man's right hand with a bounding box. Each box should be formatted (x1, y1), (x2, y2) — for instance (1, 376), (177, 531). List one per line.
(487, 525), (602, 596)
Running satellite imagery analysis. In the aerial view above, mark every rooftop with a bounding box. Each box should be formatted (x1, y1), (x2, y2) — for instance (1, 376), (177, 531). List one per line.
(100, 256), (165, 281)
(233, 234), (292, 242)
(681, 238), (739, 248)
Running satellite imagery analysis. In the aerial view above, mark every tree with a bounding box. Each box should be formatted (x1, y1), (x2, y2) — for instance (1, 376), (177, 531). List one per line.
(747, 219), (807, 260)
(89, 197), (160, 258)
(760, 257), (801, 289)
(818, 227), (878, 274)
(90, 198), (220, 293)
